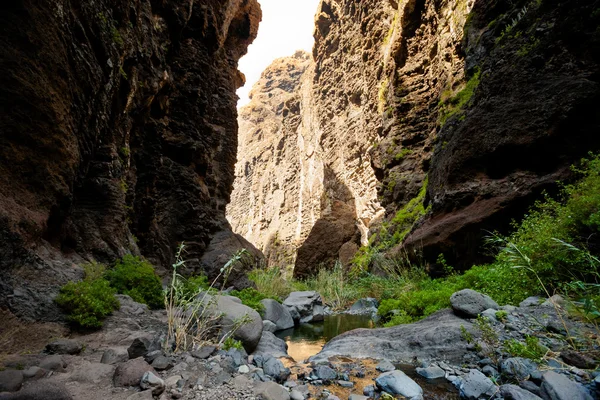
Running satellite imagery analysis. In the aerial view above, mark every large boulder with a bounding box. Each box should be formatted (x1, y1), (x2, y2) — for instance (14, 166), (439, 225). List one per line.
(500, 384), (543, 400)
(45, 339), (83, 355)
(283, 291), (324, 324)
(0, 370), (23, 392)
(113, 358), (156, 387)
(311, 309), (475, 364)
(0, 381), (72, 400)
(501, 358), (539, 381)
(450, 289), (499, 318)
(459, 370), (497, 400)
(261, 299), (294, 331)
(375, 370), (423, 400)
(253, 331), (289, 358)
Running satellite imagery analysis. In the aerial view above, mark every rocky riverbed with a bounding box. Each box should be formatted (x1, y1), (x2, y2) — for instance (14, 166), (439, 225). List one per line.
(0, 290), (599, 400)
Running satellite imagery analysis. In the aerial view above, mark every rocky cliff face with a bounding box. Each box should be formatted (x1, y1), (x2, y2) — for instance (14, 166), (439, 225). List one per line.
(0, 0), (262, 320)
(229, 0), (600, 275)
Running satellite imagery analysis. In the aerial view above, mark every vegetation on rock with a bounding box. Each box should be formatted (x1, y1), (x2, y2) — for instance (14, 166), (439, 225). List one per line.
(105, 255), (164, 309)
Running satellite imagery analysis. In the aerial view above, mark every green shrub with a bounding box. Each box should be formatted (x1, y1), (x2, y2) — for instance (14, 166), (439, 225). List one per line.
(230, 288), (269, 313)
(222, 337), (244, 351)
(504, 336), (547, 361)
(55, 279), (119, 329)
(105, 255), (163, 309)
(179, 274), (211, 299)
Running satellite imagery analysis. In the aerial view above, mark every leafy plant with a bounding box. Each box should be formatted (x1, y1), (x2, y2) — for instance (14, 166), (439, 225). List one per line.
(105, 255), (163, 309)
(55, 279), (119, 329)
(230, 288), (269, 313)
(222, 337), (244, 351)
(495, 310), (508, 321)
(504, 336), (547, 361)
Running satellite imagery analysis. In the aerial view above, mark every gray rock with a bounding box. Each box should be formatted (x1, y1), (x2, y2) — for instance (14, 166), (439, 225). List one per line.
(140, 371), (165, 395)
(519, 297), (542, 307)
(191, 345), (216, 359)
(482, 365), (499, 379)
(541, 295), (567, 309)
(501, 358), (539, 381)
(226, 348), (248, 368)
(38, 355), (66, 372)
(349, 298), (379, 314)
(311, 309), (474, 364)
(283, 291), (323, 324)
(459, 369), (496, 400)
(127, 337), (160, 360)
(70, 362), (115, 384)
(0, 370), (23, 392)
(540, 371), (593, 400)
(363, 385), (376, 397)
(261, 299), (295, 331)
(290, 389), (305, 400)
(263, 356), (291, 383)
(239, 365), (251, 374)
(113, 358), (156, 387)
(45, 339), (83, 355)
(254, 381), (291, 400)
(376, 360), (396, 372)
(337, 380), (354, 388)
(0, 381), (72, 400)
(500, 384), (543, 400)
(376, 370), (423, 399)
(416, 365), (445, 379)
(450, 289), (499, 318)
(101, 347), (129, 365)
(519, 381), (542, 397)
(21, 367), (41, 379)
(151, 355), (173, 370)
(263, 320), (278, 333)
(348, 395), (369, 400)
(481, 308), (498, 322)
(314, 365), (337, 381)
(253, 331), (289, 358)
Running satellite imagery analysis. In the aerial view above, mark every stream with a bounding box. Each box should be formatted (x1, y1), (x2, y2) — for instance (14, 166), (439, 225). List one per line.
(275, 313), (460, 399)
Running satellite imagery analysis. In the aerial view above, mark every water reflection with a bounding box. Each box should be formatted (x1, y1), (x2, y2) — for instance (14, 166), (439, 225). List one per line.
(275, 314), (375, 362)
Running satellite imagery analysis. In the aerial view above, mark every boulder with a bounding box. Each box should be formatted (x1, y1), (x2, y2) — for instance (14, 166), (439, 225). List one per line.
(263, 320), (278, 333)
(450, 289), (499, 318)
(45, 339), (83, 355)
(560, 350), (598, 369)
(500, 384), (543, 400)
(151, 356), (174, 371)
(38, 355), (66, 372)
(191, 345), (216, 359)
(253, 331), (289, 358)
(459, 370), (497, 400)
(311, 309), (474, 364)
(376, 360), (396, 372)
(375, 370), (423, 399)
(254, 381), (291, 400)
(348, 395), (369, 400)
(0, 370), (23, 392)
(113, 358), (156, 387)
(283, 292), (324, 324)
(140, 371), (165, 395)
(348, 298), (378, 315)
(313, 365), (338, 381)
(70, 362), (115, 384)
(540, 371), (593, 400)
(101, 347), (129, 365)
(261, 299), (294, 331)
(0, 381), (72, 400)
(127, 337), (160, 360)
(262, 357), (291, 383)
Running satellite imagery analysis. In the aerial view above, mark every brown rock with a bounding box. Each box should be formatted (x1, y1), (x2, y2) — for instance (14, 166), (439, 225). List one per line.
(113, 358), (156, 387)
(560, 350), (598, 370)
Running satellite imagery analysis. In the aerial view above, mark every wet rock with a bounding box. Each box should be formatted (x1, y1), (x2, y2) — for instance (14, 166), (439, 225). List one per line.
(540, 371), (593, 400)
(375, 370), (423, 399)
(45, 339), (83, 355)
(101, 347), (129, 365)
(140, 371), (165, 395)
(500, 384), (543, 400)
(416, 365), (445, 379)
(349, 298), (378, 315)
(113, 358), (156, 387)
(450, 289), (499, 318)
(254, 381), (291, 400)
(283, 292), (324, 324)
(501, 358), (539, 381)
(459, 370), (496, 400)
(0, 370), (23, 392)
(39, 355), (66, 372)
(376, 360), (396, 372)
(261, 299), (295, 331)
(0, 381), (72, 400)
(253, 331), (289, 358)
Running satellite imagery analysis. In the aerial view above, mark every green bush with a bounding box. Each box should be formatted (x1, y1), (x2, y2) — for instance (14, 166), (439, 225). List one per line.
(230, 288), (270, 313)
(180, 274), (211, 299)
(504, 336), (547, 361)
(105, 255), (163, 309)
(55, 279), (119, 329)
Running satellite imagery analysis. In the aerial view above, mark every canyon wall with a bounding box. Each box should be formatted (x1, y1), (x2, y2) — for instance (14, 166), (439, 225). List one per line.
(0, 0), (261, 320)
(229, 0), (600, 275)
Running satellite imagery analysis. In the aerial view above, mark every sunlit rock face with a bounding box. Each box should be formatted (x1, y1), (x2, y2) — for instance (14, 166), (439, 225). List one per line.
(0, 0), (262, 320)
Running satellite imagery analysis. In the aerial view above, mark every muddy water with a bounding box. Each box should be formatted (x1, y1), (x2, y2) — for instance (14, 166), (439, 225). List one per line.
(275, 313), (375, 362)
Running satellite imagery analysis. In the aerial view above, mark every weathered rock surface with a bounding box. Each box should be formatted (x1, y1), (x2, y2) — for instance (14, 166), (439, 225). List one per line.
(113, 358), (155, 387)
(311, 309), (474, 363)
(261, 299), (294, 331)
(0, 381), (72, 400)
(0, 0), (262, 321)
(459, 370), (497, 400)
(540, 371), (593, 400)
(375, 370), (423, 399)
(253, 331), (289, 358)
(282, 291), (324, 324)
(450, 289), (499, 318)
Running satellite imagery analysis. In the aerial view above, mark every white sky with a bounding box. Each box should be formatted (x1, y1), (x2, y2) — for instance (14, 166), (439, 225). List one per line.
(237, 0), (321, 107)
